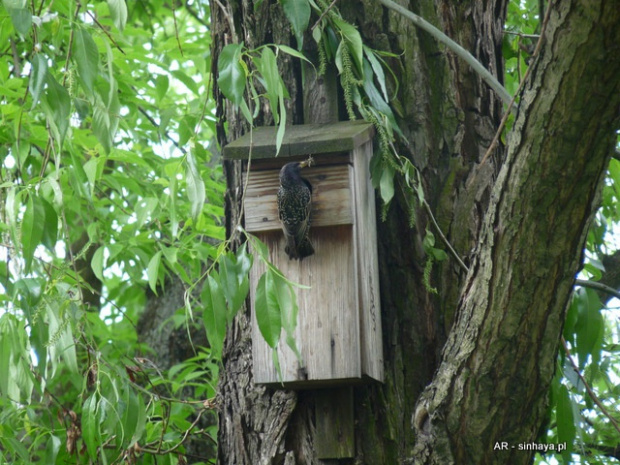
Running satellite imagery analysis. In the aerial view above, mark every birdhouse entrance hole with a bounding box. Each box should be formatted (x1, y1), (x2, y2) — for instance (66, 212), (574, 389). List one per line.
(223, 121), (383, 388)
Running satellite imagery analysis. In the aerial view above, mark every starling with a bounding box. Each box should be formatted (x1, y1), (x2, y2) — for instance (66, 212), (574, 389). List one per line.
(277, 161), (315, 260)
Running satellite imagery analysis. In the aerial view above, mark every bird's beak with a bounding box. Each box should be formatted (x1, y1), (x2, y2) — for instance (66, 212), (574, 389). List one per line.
(299, 156), (313, 168)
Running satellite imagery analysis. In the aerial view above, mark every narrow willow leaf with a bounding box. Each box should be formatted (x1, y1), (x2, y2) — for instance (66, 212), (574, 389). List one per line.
(277, 45), (312, 64)
(43, 74), (70, 146)
(8, 7), (32, 36)
(29, 54), (47, 109)
(364, 46), (388, 101)
(257, 47), (281, 124)
(40, 196), (57, 251)
(201, 273), (228, 358)
(72, 28), (99, 96)
(333, 16), (363, 73)
(555, 384), (575, 461)
(186, 149), (206, 220)
(255, 271), (281, 348)
(82, 394), (99, 459)
(379, 164), (395, 204)
(217, 43), (246, 105)
(107, 0), (127, 32)
(91, 246), (105, 282)
(147, 250), (162, 294)
(280, 0), (310, 49)
(21, 194), (45, 273)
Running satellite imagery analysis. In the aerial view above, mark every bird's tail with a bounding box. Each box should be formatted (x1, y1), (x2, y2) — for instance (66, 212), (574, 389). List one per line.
(285, 237), (314, 260)
(297, 237), (314, 260)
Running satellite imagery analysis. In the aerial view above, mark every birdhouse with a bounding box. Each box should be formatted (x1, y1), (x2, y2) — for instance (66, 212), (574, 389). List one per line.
(223, 121), (383, 388)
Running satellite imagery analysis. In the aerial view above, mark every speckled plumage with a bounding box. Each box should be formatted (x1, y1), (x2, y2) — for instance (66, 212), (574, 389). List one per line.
(277, 162), (314, 260)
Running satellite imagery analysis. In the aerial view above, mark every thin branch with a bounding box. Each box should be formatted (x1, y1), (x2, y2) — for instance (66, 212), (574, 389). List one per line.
(423, 201), (469, 273)
(137, 105), (187, 154)
(311, 0), (338, 31)
(377, 0), (513, 109)
(85, 9), (126, 55)
(479, 1), (553, 166)
(561, 338), (620, 436)
(171, 0), (184, 57)
(503, 30), (540, 39)
(575, 279), (620, 300)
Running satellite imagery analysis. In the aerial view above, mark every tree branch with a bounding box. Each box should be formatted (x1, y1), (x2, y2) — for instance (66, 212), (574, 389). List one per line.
(575, 279), (620, 300)
(561, 338), (620, 436)
(377, 0), (513, 109)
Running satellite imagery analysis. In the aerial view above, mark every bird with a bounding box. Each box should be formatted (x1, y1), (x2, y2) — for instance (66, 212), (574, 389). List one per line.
(277, 160), (315, 260)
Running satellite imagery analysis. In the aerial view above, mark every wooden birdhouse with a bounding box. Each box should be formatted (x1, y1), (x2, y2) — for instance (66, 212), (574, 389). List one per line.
(223, 121), (383, 388)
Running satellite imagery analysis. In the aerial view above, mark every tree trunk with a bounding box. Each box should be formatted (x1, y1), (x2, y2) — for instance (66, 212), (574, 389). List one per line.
(211, 1), (620, 464)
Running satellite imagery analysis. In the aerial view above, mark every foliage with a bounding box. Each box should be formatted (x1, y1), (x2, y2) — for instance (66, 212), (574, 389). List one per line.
(1, 0), (619, 463)
(0, 0), (224, 462)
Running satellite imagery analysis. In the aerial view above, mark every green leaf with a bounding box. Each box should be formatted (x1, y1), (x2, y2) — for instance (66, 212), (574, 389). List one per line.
(21, 194), (45, 273)
(574, 288), (603, 369)
(274, 272), (301, 360)
(555, 384), (575, 461)
(93, 78), (120, 154)
(91, 246), (105, 282)
(333, 16), (363, 72)
(7, 7), (32, 36)
(147, 250), (162, 293)
(186, 149), (206, 220)
(255, 270), (282, 348)
(155, 74), (169, 101)
(43, 73), (71, 146)
(82, 394), (99, 458)
(364, 46), (388, 101)
(29, 54), (47, 109)
(277, 44), (312, 64)
(280, 0), (310, 49)
(256, 47), (281, 123)
(45, 435), (61, 464)
(217, 43), (246, 105)
(379, 163), (395, 204)
(107, 0), (127, 32)
(40, 196), (58, 251)
(72, 27), (99, 96)
(201, 273), (228, 358)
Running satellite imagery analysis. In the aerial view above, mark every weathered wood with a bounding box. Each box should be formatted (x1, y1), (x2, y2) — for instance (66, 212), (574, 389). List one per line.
(315, 388), (355, 459)
(244, 164), (354, 232)
(250, 225), (361, 387)
(222, 121), (374, 160)
(352, 141), (384, 382)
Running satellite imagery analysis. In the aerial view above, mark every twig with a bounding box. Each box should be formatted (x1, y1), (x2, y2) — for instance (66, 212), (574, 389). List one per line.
(561, 337), (620, 436)
(213, 0), (236, 42)
(85, 10), (126, 55)
(479, 0), (554, 166)
(377, 0), (513, 109)
(423, 201), (469, 273)
(575, 279), (620, 300)
(172, 0), (184, 57)
(503, 31), (540, 39)
(311, 0), (338, 31)
(137, 105), (187, 154)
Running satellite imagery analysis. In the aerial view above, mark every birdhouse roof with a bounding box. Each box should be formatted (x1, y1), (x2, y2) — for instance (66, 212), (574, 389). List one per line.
(223, 120), (374, 160)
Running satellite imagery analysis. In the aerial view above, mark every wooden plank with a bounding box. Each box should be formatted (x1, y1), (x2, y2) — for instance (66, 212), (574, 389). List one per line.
(244, 164), (353, 233)
(251, 226), (361, 386)
(352, 141), (384, 382)
(315, 388), (355, 459)
(223, 121), (374, 160)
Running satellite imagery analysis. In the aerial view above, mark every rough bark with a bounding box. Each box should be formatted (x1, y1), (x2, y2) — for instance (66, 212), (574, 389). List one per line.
(413, 2), (620, 463)
(211, 0), (620, 464)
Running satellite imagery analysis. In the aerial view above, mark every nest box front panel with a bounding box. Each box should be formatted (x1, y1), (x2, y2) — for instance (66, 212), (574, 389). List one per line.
(247, 160), (363, 386)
